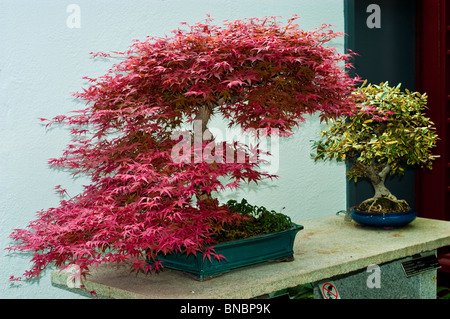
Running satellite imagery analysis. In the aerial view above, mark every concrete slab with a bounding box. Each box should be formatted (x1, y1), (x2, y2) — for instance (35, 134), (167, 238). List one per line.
(51, 216), (450, 299)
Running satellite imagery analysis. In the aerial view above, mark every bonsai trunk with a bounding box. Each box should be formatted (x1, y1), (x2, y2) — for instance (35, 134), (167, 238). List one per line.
(371, 179), (394, 199)
(194, 105), (214, 202)
(356, 163), (410, 213)
(194, 105), (213, 140)
(364, 164), (397, 200)
(371, 178), (394, 200)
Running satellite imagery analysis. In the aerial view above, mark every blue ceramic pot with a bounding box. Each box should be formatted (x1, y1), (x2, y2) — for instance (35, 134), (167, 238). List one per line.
(351, 208), (417, 228)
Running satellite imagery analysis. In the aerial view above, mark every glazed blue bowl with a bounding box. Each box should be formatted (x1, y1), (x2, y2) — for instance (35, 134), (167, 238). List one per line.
(350, 208), (417, 228)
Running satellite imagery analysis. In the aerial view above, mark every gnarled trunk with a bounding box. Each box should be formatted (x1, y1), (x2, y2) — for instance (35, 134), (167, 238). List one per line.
(194, 105), (213, 140)
(356, 163), (410, 213)
(371, 179), (394, 199)
(364, 163), (397, 200)
(194, 105), (214, 202)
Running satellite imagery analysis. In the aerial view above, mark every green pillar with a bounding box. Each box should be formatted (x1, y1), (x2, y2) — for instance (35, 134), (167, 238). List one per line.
(344, 0), (417, 209)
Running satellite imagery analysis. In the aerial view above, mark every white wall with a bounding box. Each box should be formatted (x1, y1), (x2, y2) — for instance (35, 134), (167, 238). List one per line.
(0, 0), (345, 298)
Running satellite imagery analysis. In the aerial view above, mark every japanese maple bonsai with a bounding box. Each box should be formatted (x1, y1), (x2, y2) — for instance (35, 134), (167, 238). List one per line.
(8, 16), (359, 282)
(312, 82), (439, 219)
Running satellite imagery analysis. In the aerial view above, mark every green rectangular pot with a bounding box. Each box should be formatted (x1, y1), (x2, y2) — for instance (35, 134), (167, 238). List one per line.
(155, 223), (303, 281)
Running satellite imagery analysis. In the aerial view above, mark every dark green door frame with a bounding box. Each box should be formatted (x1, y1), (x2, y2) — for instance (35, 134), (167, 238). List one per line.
(344, 0), (417, 209)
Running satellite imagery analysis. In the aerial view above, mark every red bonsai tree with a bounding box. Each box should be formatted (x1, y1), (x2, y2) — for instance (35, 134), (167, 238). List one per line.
(8, 16), (359, 281)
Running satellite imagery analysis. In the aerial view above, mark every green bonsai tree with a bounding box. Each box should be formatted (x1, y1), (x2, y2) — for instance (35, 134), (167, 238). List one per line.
(312, 82), (439, 213)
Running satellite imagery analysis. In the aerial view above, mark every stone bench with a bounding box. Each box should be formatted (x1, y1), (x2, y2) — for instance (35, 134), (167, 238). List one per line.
(51, 215), (450, 299)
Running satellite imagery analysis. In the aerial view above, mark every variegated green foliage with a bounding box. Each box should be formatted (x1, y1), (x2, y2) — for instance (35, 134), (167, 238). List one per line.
(312, 82), (439, 200)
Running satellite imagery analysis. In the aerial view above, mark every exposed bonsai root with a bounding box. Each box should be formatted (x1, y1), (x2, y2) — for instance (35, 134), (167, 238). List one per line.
(357, 196), (410, 213)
